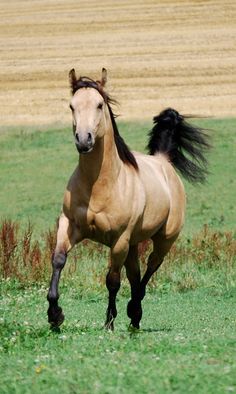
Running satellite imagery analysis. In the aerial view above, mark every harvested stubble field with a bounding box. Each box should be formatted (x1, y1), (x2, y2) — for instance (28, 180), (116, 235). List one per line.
(0, 0), (236, 127)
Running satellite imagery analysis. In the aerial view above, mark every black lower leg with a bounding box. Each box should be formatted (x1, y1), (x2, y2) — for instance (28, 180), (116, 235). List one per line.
(139, 271), (152, 301)
(127, 265), (159, 328)
(124, 246), (142, 329)
(127, 285), (142, 329)
(47, 251), (67, 327)
(140, 251), (163, 301)
(105, 270), (120, 330)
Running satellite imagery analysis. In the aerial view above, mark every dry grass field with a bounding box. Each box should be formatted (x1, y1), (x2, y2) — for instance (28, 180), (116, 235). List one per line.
(0, 0), (235, 126)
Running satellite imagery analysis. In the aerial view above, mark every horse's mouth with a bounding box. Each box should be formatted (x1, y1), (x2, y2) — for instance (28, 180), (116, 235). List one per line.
(75, 144), (93, 154)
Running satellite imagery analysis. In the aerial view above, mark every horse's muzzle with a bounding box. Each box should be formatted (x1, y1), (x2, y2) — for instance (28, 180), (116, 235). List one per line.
(75, 132), (94, 154)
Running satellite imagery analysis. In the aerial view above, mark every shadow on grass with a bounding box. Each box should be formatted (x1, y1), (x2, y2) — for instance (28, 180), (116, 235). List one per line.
(141, 327), (172, 333)
(47, 324), (173, 339)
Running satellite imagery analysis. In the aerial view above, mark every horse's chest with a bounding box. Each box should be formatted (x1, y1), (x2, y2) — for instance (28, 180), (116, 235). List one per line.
(76, 207), (113, 245)
(88, 210), (110, 232)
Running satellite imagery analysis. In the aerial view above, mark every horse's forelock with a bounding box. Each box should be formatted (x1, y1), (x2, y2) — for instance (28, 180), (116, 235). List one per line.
(71, 77), (109, 103)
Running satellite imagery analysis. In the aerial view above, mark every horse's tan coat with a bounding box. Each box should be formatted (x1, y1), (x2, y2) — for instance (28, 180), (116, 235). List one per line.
(57, 87), (186, 272)
(47, 70), (210, 329)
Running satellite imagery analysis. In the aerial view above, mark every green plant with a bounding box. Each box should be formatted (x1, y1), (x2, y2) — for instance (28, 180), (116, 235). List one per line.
(0, 220), (235, 293)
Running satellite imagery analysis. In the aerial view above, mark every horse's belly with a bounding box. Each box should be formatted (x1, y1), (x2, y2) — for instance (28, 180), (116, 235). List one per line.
(130, 209), (169, 244)
(130, 180), (170, 243)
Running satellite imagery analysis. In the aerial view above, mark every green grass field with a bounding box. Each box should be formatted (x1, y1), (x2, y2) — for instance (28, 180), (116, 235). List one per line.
(0, 118), (235, 235)
(0, 118), (236, 393)
(1, 282), (235, 394)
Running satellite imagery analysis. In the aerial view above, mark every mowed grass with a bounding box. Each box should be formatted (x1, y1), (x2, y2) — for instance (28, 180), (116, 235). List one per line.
(0, 118), (236, 393)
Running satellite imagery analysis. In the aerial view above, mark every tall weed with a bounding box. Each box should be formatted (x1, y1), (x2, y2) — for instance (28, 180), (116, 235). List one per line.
(0, 220), (235, 292)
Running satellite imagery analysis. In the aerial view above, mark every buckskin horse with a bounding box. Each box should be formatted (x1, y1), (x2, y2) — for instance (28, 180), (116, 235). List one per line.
(47, 68), (209, 330)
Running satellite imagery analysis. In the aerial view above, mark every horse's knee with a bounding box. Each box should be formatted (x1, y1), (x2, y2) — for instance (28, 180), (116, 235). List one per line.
(52, 251), (67, 270)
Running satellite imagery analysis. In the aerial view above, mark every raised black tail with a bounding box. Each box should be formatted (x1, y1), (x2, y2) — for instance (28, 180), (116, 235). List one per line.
(147, 108), (211, 183)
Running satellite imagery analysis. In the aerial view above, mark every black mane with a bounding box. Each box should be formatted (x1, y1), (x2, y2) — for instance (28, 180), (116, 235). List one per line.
(107, 104), (138, 170)
(70, 76), (138, 170)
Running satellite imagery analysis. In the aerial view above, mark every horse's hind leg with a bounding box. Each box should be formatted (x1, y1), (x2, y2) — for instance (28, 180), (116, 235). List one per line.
(140, 233), (178, 301)
(124, 245), (142, 329)
(47, 214), (80, 328)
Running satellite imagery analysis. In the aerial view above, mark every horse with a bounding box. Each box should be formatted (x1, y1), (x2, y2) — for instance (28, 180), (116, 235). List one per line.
(47, 68), (210, 330)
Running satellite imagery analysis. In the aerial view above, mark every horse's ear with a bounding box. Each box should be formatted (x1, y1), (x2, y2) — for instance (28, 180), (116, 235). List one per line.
(101, 68), (107, 87)
(69, 68), (77, 93)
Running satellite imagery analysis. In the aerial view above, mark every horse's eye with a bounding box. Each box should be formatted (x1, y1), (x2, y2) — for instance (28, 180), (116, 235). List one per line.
(97, 103), (103, 110)
(69, 104), (74, 111)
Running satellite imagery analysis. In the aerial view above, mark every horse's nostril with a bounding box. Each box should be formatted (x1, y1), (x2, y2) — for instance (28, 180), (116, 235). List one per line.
(87, 133), (92, 143)
(75, 133), (80, 143)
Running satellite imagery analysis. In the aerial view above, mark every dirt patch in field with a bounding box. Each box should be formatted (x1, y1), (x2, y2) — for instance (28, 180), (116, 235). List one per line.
(0, 0), (235, 126)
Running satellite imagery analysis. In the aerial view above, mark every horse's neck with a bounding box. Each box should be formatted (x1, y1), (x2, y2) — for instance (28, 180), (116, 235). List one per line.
(78, 116), (121, 191)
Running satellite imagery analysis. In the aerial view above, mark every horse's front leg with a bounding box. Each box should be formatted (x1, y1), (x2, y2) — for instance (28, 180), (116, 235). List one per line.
(105, 236), (129, 331)
(47, 214), (81, 328)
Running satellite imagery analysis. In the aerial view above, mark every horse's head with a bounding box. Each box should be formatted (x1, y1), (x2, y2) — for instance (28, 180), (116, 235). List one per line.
(69, 68), (108, 154)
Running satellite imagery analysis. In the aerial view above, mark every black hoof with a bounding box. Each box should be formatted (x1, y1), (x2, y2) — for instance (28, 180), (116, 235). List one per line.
(48, 306), (65, 328)
(127, 300), (142, 329)
(128, 323), (140, 332)
(130, 319), (140, 330)
(50, 325), (61, 333)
